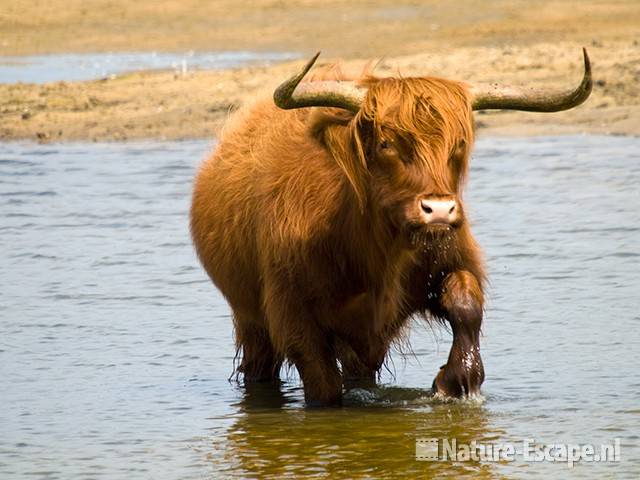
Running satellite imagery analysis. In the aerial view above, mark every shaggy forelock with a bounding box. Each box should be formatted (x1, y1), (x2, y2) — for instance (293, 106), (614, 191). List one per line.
(358, 76), (474, 188)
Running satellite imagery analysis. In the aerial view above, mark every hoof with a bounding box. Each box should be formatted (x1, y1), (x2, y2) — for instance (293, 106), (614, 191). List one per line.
(431, 362), (483, 398)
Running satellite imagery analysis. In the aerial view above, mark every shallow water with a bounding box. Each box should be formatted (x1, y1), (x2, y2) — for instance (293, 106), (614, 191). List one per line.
(1, 136), (639, 478)
(0, 51), (297, 84)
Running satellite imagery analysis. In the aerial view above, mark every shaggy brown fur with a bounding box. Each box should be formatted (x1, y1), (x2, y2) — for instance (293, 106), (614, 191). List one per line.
(190, 67), (486, 405)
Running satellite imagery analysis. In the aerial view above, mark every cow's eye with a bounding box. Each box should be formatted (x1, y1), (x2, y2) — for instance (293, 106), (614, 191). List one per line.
(379, 140), (390, 151)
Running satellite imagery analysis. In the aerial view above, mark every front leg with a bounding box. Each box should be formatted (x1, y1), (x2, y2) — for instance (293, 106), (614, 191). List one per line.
(332, 292), (401, 389)
(262, 275), (343, 407)
(432, 270), (485, 397)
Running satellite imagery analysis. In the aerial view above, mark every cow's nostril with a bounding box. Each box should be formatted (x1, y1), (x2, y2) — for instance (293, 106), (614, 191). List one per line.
(449, 205), (456, 214)
(424, 206), (433, 214)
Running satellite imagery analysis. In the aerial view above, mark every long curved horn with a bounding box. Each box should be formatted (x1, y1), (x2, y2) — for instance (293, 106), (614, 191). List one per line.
(273, 52), (366, 113)
(470, 48), (592, 112)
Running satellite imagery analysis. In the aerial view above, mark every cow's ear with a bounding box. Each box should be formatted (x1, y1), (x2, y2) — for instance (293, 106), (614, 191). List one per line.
(355, 117), (376, 161)
(308, 108), (353, 146)
(314, 113), (366, 211)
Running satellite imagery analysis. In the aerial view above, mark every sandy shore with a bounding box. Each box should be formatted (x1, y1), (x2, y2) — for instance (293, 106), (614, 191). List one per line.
(1, 0), (639, 141)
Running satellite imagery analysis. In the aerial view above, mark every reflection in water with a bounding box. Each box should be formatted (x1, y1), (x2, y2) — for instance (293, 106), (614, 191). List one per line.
(217, 383), (502, 479)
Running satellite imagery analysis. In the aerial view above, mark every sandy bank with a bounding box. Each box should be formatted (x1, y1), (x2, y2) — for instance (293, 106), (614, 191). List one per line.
(1, 0), (638, 141)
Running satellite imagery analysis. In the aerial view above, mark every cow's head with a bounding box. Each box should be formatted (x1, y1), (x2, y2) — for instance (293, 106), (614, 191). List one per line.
(274, 51), (591, 246)
(353, 76), (473, 245)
